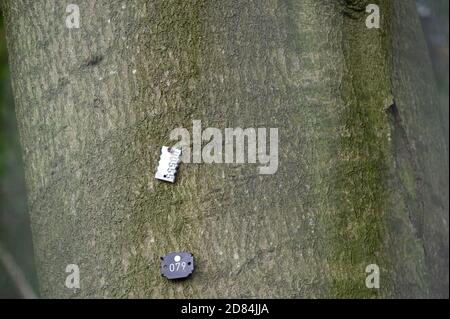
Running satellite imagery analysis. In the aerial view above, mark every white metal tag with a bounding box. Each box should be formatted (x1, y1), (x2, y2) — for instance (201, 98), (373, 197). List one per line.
(155, 146), (182, 183)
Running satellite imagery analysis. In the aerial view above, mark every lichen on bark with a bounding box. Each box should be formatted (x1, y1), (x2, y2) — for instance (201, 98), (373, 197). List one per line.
(2, 0), (448, 298)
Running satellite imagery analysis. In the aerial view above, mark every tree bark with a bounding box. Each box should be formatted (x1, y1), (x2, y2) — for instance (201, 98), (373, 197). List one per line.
(2, 0), (448, 298)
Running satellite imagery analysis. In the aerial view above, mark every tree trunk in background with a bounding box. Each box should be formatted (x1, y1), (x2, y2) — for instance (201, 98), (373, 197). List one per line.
(2, 0), (448, 298)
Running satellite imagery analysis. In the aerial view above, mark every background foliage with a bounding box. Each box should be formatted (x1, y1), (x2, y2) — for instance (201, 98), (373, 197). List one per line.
(0, 10), (38, 298)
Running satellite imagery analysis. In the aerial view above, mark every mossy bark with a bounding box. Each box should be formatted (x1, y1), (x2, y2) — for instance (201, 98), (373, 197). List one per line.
(2, 0), (448, 298)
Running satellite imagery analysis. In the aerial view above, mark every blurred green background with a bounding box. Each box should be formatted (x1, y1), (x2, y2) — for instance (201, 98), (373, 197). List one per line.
(0, 10), (39, 298)
(0, 2), (448, 298)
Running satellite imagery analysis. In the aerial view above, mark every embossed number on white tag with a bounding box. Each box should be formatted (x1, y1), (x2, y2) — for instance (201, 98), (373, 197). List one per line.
(155, 146), (182, 183)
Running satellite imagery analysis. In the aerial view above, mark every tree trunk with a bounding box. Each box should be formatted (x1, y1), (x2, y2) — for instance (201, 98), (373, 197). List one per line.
(2, 0), (448, 298)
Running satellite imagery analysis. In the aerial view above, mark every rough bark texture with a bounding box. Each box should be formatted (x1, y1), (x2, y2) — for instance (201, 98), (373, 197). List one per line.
(2, 0), (448, 298)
